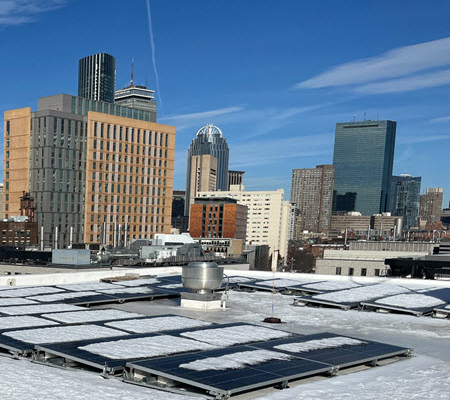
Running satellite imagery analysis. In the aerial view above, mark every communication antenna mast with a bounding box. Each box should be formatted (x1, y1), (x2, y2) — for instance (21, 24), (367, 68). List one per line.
(131, 57), (134, 87)
(353, 114), (356, 121)
(363, 112), (366, 121)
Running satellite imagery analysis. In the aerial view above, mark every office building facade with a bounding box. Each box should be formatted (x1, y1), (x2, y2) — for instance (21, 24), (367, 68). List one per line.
(197, 188), (289, 258)
(4, 94), (175, 247)
(419, 188), (444, 224)
(115, 85), (157, 122)
(389, 174), (421, 229)
(78, 53), (116, 103)
(188, 154), (217, 212)
(333, 120), (396, 215)
(185, 124), (229, 215)
(290, 165), (334, 233)
(189, 197), (247, 240)
(228, 170), (245, 190)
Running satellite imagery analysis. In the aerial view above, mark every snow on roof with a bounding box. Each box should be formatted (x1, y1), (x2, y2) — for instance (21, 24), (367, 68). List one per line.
(4, 325), (127, 344)
(180, 349), (292, 371)
(56, 283), (124, 292)
(0, 287), (63, 298)
(79, 335), (217, 359)
(180, 325), (292, 346)
(301, 281), (361, 291)
(273, 337), (366, 353)
(0, 298), (38, 306)
(105, 316), (212, 333)
(27, 291), (100, 302)
(111, 278), (160, 287)
(96, 287), (154, 295)
(257, 279), (320, 288)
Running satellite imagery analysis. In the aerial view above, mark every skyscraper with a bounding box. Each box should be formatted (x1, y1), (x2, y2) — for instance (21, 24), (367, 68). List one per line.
(4, 93), (175, 246)
(333, 120), (396, 215)
(188, 154), (217, 212)
(290, 165), (334, 233)
(389, 174), (421, 229)
(185, 124), (229, 215)
(78, 53), (116, 103)
(419, 188), (444, 224)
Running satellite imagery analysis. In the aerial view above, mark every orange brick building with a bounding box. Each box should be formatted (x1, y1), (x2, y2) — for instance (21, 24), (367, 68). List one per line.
(189, 197), (247, 240)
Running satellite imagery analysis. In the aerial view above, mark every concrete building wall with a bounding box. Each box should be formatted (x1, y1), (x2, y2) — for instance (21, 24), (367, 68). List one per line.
(189, 155), (217, 211)
(349, 241), (436, 253)
(315, 258), (389, 277)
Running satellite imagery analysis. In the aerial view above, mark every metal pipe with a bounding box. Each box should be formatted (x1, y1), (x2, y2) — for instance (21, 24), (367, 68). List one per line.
(40, 226), (44, 251)
(124, 222), (128, 247)
(118, 224), (122, 247)
(113, 222), (118, 248)
(54, 226), (58, 249)
(69, 226), (73, 249)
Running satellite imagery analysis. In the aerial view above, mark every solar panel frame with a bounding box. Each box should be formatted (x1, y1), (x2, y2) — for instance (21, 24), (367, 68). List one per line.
(125, 344), (333, 396)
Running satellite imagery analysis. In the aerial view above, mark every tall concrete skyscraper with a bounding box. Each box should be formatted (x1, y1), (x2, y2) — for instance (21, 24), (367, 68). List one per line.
(332, 120), (396, 215)
(78, 53), (116, 103)
(419, 188), (444, 224)
(185, 124), (229, 215)
(290, 165), (334, 233)
(188, 154), (217, 212)
(389, 174), (421, 229)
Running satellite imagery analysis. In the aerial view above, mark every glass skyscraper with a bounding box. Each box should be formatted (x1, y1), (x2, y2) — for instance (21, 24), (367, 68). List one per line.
(185, 124), (229, 215)
(332, 120), (396, 216)
(389, 174), (421, 229)
(78, 53), (116, 103)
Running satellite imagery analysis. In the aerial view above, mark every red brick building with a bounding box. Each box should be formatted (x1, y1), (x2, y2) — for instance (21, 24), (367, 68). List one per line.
(189, 197), (247, 240)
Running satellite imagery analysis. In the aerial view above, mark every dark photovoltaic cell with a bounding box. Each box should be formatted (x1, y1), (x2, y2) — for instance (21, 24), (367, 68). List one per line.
(126, 345), (332, 395)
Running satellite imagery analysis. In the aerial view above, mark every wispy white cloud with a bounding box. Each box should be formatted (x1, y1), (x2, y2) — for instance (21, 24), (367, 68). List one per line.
(429, 116), (450, 124)
(0, 0), (68, 26)
(397, 134), (450, 145)
(295, 37), (450, 92)
(354, 69), (450, 94)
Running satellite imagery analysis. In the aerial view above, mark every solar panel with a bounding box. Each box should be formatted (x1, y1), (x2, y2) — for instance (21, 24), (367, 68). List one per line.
(0, 286), (65, 298)
(56, 282), (125, 292)
(0, 298), (39, 306)
(110, 278), (160, 287)
(41, 309), (145, 324)
(0, 303), (86, 316)
(125, 344), (332, 397)
(433, 304), (450, 318)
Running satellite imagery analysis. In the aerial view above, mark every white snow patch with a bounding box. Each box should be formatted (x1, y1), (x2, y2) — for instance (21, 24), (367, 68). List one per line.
(226, 277), (256, 283)
(0, 298), (37, 306)
(257, 279), (319, 288)
(0, 316), (59, 330)
(27, 291), (99, 302)
(302, 281), (361, 291)
(96, 287), (154, 295)
(180, 325), (292, 346)
(42, 309), (144, 324)
(158, 283), (183, 289)
(0, 354), (193, 400)
(180, 349), (292, 371)
(0, 303), (85, 316)
(4, 325), (126, 344)
(111, 278), (160, 287)
(106, 316), (212, 333)
(374, 294), (446, 309)
(79, 335), (216, 359)
(445, 304), (450, 310)
(57, 283), (123, 292)
(0, 287), (63, 298)
(313, 284), (411, 303)
(274, 337), (366, 353)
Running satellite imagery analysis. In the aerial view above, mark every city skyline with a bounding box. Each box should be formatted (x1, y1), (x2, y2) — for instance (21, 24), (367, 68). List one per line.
(1, 1), (450, 203)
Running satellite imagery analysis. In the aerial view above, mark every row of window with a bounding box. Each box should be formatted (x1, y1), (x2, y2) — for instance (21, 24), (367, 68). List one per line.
(93, 123), (167, 146)
(335, 267), (381, 277)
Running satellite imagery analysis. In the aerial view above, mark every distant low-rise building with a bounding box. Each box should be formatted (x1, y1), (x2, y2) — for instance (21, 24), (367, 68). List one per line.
(419, 188), (444, 224)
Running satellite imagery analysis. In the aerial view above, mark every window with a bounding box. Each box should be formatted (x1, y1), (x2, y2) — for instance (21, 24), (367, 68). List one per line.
(374, 269), (380, 277)
(335, 267), (341, 275)
(361, 268), (367, 277)
(348, 268), (354, 276)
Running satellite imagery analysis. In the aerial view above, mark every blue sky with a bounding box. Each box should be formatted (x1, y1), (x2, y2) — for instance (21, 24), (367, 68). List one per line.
(1, 0), (450, 204)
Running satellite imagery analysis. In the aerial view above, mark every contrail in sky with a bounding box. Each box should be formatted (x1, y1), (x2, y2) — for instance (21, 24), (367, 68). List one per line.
(146, 0), (163, 112)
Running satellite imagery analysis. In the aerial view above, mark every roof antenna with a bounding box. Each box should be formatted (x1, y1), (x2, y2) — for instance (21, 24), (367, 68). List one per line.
(353, 113), (356, 122)
(363, 112), (366, 121)
(131, 57), (134, 87)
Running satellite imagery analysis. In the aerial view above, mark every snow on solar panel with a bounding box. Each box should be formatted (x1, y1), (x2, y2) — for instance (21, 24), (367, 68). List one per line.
(157, 283), (183, 289)
(312, 284), (410, 303)
(111, 279), (160, 287)
(96, 287), (154, 295)
(257, 279), (319, 288)
(0, 316), (59, 330)
(0, 298), (38, 306)
(180, 325), (292, 346)
(0, 304), (85, 316)
(374, 294), (446, 308)
(0, 287), (63, 298)
(446, 304), (450, 310)
(105, 316), (212, 333)
(302, 281), (361, 291)
(179, 349), (292, 371)
(56, 283), (122, 292)
(226, 277), (256, 283)
(41, 309), (144, 324)
(3, 325), (126, 344)
(78, 335), (217, 359)
(27, 291), (100, 302)
(273, 337), (366, 353)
